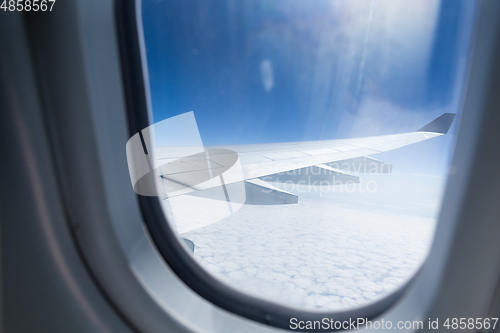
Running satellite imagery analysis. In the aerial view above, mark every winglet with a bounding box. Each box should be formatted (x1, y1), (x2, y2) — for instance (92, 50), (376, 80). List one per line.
(417, 113), (456, 134)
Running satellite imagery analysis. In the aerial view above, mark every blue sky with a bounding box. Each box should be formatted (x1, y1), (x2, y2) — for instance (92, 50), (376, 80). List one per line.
(142, 0), (476, 175)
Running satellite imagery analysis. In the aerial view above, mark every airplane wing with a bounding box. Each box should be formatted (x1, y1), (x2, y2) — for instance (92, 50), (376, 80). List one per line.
(151, 113), (456, 204)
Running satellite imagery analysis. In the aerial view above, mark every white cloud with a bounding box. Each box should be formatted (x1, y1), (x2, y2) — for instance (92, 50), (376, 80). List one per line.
(169, 173), (443, 310)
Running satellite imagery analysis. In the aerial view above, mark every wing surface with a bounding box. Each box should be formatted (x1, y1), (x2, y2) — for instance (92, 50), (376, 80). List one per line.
(155, 113), (455, 198)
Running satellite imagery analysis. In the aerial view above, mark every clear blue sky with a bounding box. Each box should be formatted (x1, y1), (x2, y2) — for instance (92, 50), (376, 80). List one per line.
(142, 0), (476, 175)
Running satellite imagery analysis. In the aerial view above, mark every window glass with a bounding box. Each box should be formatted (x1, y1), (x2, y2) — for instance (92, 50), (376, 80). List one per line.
(138, 0), (476, 310)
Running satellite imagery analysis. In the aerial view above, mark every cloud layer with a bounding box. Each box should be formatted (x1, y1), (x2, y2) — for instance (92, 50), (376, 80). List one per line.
(167, 173), (444, 310)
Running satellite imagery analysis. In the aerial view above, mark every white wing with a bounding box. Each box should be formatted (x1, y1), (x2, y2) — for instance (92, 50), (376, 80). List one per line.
(156, 113), (455, 203)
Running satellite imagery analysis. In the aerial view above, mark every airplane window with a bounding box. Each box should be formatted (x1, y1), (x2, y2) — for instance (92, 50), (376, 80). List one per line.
(132, 0), (476, 312)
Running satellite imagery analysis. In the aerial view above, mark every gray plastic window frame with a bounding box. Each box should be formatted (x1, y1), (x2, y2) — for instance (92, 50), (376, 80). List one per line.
(25, 0), (500, 332)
